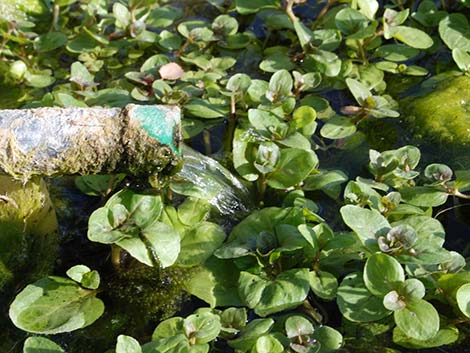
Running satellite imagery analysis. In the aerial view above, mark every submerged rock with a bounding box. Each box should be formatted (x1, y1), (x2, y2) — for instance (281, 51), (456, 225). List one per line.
(403, 74), (470, 146)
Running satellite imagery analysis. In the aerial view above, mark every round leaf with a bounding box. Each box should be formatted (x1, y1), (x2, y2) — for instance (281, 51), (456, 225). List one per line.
(394, 299), (439, 340)
(285, 315), (314, 338)
(320, 116), (357, 139)
(340, 205), (390, 245)
(23, 337), (65, 353)
(116, 335), (142, 353)
(364, 253), (405, 296)
(309, 271), (338, 300)
(238, 269), (310, 317)
(184, 312), (221, 344)
(391, 26), (433, 49)
(267, 148), (318, 189)
(254, 335), (284, 353)
(9, 276), (104, 334)
(439, 14), (470, 51)
(313, 325), (343, 353)
(177, 222), (226, 267)
(456, 283), (470, 318)
(337, 273), (391, 322)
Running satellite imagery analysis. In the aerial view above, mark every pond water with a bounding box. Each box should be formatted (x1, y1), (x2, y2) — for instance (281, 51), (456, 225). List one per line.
(3, 0), (470, 352)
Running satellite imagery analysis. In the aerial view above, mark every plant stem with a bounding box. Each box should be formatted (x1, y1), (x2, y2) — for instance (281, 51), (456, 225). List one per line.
(52, 4), (60, 31)
(302, 299), (324, 324)
(312, 0), (337, 29)
(111, 245), (122, 269)
(203, 129), (212, 155)
(453, 190), (470, 200)
(257, 174), (267, 206)
(223, 95), (237, 153)
(356, 40), (368, 64)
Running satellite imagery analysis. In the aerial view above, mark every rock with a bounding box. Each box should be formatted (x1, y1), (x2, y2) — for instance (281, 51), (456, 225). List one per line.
(403, 74), (470, 146)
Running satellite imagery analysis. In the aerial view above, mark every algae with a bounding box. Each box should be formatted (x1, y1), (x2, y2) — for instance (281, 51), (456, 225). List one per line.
(0, 176), (59, 293)
(402, 75), (470, 146)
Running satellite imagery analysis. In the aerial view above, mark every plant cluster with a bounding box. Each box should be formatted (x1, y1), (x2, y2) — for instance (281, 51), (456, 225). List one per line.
(2, 0), (470, 352)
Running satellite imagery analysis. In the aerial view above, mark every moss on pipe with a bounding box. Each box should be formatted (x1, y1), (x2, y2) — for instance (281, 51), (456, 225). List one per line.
(0, 104), (182, 180)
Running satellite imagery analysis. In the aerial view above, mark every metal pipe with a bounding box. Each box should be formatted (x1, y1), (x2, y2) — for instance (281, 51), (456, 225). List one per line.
(0, 104), (181, 180)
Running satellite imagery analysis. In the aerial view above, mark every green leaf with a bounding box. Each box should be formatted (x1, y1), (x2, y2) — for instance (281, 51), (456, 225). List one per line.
(142, 334), (189, 353)
(9, 276), (104, 334)
(184, 256), (242, 307)
(452, 48), (470, 73)
(147, 6), (182, 28)
(184, 311), (221, 344)
(238, 269), (310, 316)
(313, 326), (343, 353)
(357, 0), (378, 20)
(177, 222), (225, 267)
(219, 307), (247, 334)
(116, 335), (142, 353)
(309, 271), (338, 300)
(88, 190), (179, 268)
(340, 205), (390, 245)
(25, 73), (55, 88)
(391, 26), (433, 49)
(412, 0), (446, 27)
(393, 325), (459, 349)
(229, 319), (274, 351)
(226, 73), (251, 92)
(394, 299), (439, 340)
(152, 316), (184, 340)
(335, 8), (369, 35)
(260, 52), (295, 73)
(285, 316), (314, 338)
(320, 116), (357, 139)
(337, 273), (391, 322)
(400, 278), (425, 301)
(303, 170), (348, 192)
(309, 50), (341, 77)
(439, 14), (470, 51)
(113, 3), (131, 29)
(185, 98), (227, 119)
(456, 283), (470, 318)
(212, 14), (238, 36)
(70, 62), (95, 88)
(400, 186), (448, 207)
(346, 78), (371, 105)
(267, 148), (318, 189)
(23, 337), (65, 353)
(116, 221), (180, 267)
(293, 19), (313, 49)
(235, 0), (279, 14)
(66, 265), (100, 290)
(34, 32), (68, 52)
(375, 44), (419, 62)
(266, 69), (293, 102)
(364, 253), (404, 296)
(253, 335), (284, 353)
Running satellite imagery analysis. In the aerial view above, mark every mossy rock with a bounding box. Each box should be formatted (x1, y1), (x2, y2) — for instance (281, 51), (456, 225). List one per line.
(0, 176), (59, 294)
(402, 74), (470, 146)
